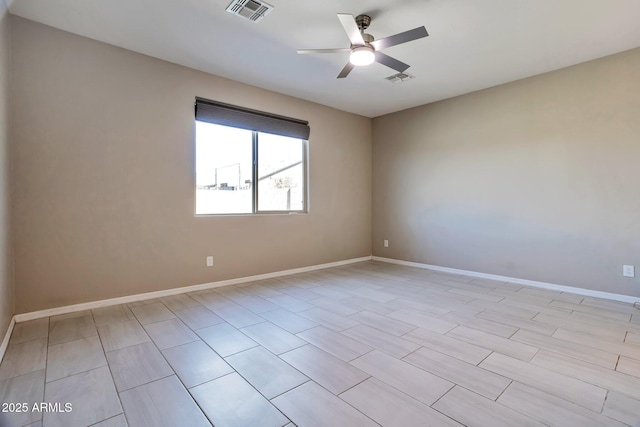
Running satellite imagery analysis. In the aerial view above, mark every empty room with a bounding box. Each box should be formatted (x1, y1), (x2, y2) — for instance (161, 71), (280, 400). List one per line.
(0, 0), (639, 426)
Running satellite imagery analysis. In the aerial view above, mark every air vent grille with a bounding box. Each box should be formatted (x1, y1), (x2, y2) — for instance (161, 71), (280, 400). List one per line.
(385, 72), (415, 83)
(226, 0), (274, 22)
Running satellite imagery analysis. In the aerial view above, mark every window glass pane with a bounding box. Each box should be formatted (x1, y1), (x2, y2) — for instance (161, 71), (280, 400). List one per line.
(196, 121), (253, 214)
(257, 133), (305, 211)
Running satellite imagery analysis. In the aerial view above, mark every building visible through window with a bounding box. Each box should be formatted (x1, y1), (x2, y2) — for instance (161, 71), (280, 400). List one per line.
(194, 98), (309, 215)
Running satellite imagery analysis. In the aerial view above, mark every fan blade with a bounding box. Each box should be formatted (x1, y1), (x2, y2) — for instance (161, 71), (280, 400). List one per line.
(297, 48), (351, 54)
(337, 62), (355, 79)
(337, 14), (365, 46)
(375, 52), (410, 73)
(370, 26), (428, 50)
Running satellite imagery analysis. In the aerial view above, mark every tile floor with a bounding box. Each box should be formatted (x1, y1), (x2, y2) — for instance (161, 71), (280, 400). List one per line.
(0, 261), (639, 426)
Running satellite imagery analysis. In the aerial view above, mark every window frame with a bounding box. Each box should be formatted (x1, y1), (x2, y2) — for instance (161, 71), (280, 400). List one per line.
(253, 129), (309, 215)
(194, 121), (309, 216)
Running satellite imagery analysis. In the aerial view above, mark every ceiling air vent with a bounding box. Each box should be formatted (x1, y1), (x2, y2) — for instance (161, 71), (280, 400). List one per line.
(226, 0), (274, 23)
(385, 72), (415, 83)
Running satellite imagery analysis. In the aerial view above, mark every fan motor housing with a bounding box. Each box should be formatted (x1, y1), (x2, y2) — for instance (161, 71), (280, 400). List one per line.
(355, 14), (371, 30)
(355, 15), (374, 45)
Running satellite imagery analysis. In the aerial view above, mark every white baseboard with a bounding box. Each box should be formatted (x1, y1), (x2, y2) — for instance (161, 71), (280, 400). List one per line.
(0, 316), (16, 364)
(373, 256), (640, 305)
(14, 256), (373, 323)
(14, 253), (633, 326)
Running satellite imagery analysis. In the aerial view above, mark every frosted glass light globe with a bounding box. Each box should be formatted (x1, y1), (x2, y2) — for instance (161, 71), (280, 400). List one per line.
(350, 46), (375, 66)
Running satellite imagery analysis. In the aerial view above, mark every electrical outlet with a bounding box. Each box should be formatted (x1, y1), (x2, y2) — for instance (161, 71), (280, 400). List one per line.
(623, 265), (635, 278)
(383, 240), (389, 248)
(206, 256), (213, 267)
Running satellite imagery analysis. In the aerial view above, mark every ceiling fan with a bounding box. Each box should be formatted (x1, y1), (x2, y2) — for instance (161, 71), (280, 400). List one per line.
(297, 14), (428, 79)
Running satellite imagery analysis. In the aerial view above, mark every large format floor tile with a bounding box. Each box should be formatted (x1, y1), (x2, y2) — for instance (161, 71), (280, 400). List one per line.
(340, 378), (462, 427)
(297, 307), (359, 331)
(158, 294), (200, 311)
(162, 340), (233, 388)
(174, 305), (224, 330)
(92, 305), (136, 327)
(0, 370), (45, 427)
(272, 381), (377, 427)
(387, 309), (457, 334)
(120, 375), (210, 427)
(8, 318), (49, 345)
(43, 366), (122, 427)
(341, 296), (399, 315)
(106, 341), (173, 392)
(0, 338), (47, 380)
(2, 261), (639, 427)
(403, 346), (510, 399)
(571, 311), (640, 335)
(259, 308), (318, 334)
(553, 328), (640, 359)
(433, 386), (545, 427)
(475, 309), (557, 336)
(348, 286), (397, 303)
(209, 302), (264, 328)
(498, 381), (627, 427)
(533, 312), (627, 340)
(129, 302), (176, 325)
(309, 296), (362, 317)
(232, 294), (280, 314)
(196, 322), (257, 357)
(225, 346), (308, 399)
(92, 414), (129, 427)
(531, 350), (640, 400)
(441, 311), (518, 338)
(98, 320), (151, 352)
(143, 318), (199, 350)
(48, 314), (97, 346)
(446, 325), (538, 361)
(240, 321), (307, 355)
(626, 332), (640, 345)
(190, 373), (288, 427)
(46, 336), (107, 382)
(480, 352), (607, 411)
(280, 344), (369, 394)
(296, 326), (372, 362)
(347, 310), (417, 336)
(351, 350), (454, 406)
(616, 355), (640, 378)
(603, 391), (640, 426)
(510, 329), (619, 369)
(467, 299), (540, 319)
(267, 294), (315, 313)
(343, 324), (420, 358)
(403, 327), (491, 365)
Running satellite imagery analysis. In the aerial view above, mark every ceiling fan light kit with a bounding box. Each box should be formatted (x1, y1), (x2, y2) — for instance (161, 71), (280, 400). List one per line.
(350, 46), (375, 66)
(297, 13), (428, 79)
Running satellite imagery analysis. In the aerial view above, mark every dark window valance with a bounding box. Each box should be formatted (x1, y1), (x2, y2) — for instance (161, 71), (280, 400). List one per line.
(195, 97), (310, 140)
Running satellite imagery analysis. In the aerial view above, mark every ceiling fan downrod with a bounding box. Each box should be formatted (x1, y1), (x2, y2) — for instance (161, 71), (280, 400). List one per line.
(355, 14), (374, 44)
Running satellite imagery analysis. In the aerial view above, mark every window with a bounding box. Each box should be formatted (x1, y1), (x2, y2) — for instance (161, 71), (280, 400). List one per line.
(195, 98), (309, 215)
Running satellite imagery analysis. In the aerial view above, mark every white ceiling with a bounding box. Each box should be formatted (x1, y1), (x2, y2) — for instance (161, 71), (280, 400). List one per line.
(8, 0), (640, 117)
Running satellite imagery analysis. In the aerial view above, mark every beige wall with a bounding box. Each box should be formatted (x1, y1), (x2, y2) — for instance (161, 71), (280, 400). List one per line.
(373, 48), (640, 297)
(0, 2), (12, 330)
(10, 17), (372, 313)
(10, 16), (639, 314)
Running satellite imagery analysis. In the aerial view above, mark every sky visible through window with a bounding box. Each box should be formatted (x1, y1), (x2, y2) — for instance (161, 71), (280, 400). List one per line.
(196, 122), (252, 188)
(196, 121), (305, 214)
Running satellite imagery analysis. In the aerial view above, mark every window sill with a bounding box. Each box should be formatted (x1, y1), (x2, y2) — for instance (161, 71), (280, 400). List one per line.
(194, 211), (308, 218)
